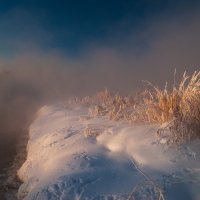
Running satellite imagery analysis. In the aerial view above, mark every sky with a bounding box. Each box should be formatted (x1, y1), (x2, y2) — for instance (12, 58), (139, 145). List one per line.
(0, 0), (199, 56)
(0, 0), (200, 132)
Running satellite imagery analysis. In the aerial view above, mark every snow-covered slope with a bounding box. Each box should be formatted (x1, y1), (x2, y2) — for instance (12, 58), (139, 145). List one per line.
(18, 104), (200, 200)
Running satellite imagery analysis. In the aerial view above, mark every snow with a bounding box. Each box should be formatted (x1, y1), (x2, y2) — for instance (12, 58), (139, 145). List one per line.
(18, 104), (200, 200)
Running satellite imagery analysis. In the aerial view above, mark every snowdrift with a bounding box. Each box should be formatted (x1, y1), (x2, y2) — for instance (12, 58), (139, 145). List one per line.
(18, 104), (200, 200)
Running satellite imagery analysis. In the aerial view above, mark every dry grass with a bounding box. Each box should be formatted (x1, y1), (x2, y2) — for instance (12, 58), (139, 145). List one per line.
(141, 71), (200, 143)
(84, 89), (138, 122)
(74, 71), (200, 144)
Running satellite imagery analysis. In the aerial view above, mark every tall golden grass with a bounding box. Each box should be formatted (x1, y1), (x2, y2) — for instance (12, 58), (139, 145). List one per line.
(77, 71), (200, 143)
(141, 71), (200, 143)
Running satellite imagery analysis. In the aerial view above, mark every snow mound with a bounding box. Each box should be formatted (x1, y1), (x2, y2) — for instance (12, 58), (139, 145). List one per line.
(18, 104), (200, 200)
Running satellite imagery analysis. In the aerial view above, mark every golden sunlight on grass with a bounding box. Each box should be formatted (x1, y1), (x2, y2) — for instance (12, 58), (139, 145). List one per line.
(74, 70), (200, 144)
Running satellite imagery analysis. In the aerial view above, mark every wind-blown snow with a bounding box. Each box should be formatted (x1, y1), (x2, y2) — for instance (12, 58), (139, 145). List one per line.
(18, 104), (200, 200)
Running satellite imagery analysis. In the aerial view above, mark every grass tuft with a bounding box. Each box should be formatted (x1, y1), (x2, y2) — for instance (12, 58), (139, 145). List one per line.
(73, 71), (200, 144)
(141, 71), (200, 143)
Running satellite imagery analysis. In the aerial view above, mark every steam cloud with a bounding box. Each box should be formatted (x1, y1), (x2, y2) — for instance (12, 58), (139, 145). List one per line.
(0, 9), (199, 135)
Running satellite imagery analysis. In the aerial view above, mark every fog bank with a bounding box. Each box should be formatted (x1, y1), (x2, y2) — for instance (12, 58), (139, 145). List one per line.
(0, 10), (199, 134)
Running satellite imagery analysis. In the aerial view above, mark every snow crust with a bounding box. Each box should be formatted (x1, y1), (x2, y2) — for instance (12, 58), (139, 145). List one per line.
(18, 104), (200, 200)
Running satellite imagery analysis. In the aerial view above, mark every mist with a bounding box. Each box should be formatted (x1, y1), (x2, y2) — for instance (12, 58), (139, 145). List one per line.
(0, 8), (199, 136)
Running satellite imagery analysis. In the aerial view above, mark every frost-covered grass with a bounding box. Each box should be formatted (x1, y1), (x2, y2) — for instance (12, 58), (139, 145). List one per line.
(141, 71), (200, 143)
(76, 71), (200, 144)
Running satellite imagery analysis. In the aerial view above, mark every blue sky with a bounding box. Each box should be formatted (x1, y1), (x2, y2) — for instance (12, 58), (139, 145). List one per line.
(0, 0), (199, 57)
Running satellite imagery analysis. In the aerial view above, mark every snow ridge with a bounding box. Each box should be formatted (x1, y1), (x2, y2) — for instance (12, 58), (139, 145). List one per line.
(18, 105), (200, 200)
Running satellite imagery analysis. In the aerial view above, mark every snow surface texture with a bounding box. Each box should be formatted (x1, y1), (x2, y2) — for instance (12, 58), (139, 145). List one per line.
(18, 104), (200, 200)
